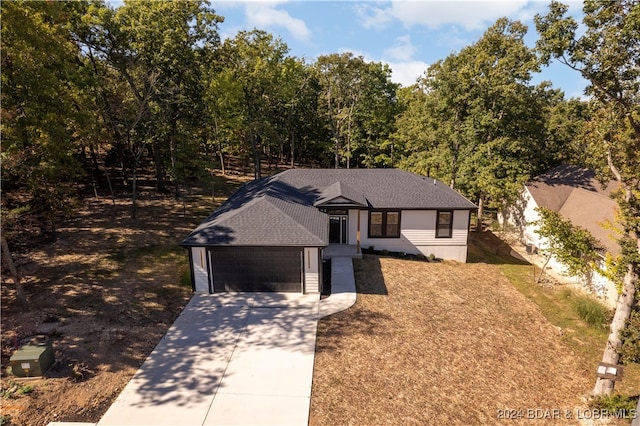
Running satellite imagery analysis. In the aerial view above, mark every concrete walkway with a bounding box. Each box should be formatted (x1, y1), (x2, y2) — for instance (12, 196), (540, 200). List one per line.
(319, 257), (357, 318)
(90, 258), (357, 426)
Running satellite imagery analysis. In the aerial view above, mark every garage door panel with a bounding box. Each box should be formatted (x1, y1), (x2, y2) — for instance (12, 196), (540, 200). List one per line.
(209, 247), (302, 292)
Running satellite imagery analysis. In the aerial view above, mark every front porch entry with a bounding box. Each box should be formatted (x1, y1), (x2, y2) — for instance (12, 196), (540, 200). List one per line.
(329, 215), (348, 244)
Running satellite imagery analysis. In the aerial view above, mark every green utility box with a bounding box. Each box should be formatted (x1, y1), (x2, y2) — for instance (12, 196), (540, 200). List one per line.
(10, 336), (55, 378)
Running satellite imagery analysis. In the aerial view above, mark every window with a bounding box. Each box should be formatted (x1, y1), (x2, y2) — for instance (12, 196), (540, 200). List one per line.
(369, 211), (401, 238)
(436, 210), (453, 238)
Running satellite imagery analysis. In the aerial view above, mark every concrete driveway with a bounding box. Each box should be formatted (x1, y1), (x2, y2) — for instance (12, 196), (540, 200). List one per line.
(98, 293), (320, 426)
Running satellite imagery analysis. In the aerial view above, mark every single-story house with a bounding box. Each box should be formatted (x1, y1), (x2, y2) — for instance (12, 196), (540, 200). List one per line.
(181, 168), (477, 294)
(500, 164), (620, 305)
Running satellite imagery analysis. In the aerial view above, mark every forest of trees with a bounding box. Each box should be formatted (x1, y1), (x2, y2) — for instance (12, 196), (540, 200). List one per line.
(2, 0), (596, 225)
(2, 0), (638, 396)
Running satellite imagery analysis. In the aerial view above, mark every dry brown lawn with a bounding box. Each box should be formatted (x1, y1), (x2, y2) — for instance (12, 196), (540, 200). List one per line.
(310, 256), (597, 425)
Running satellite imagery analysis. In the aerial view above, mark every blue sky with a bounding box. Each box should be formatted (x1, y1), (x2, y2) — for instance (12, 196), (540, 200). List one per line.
(213, 0), (589, 98)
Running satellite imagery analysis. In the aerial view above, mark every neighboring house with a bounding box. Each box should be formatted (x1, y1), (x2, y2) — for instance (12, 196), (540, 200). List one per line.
(181, 169), (477, 294)
(500, 164), (620, 305)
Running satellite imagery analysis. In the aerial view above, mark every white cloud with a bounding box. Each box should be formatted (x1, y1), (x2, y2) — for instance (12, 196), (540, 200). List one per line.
(243, 2), (311, 41)
(380, 35), (427, 86)
(385, 60), (429, 87)
(338, 40), (426, 87)
(383, 35), (417, 62)
(356, 3), (394, 29)
(359, 0), (533, 31)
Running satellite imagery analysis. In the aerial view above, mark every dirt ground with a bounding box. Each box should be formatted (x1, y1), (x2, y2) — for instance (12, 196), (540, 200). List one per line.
(0, 176), (245, 426)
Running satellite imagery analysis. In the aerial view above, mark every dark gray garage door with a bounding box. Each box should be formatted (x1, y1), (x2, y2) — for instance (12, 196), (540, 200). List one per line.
(209, 247), (303, 292)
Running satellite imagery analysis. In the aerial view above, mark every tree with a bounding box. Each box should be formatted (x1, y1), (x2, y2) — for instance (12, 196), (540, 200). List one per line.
(1, 235), (28, 310)
(536, 0), (640, 396)
(78, 0), (222, 216)
(395, 59), (475, 187)
(212, 30), (294, 179)
(533, 207), (602, 287)
(395, 19), (552, 230)
(1, 1), (88, 231)
(350, 61), (400, 168)
(315, 53), (398, 168)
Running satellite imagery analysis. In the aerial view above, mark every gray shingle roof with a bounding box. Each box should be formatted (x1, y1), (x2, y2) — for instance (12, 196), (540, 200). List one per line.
(278, 169), (477, 209)
(181, 168), (476, 247)
(314, 181), (367, 207)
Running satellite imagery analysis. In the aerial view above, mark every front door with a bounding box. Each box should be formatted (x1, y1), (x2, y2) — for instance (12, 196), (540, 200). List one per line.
(329, 215), (348, 244)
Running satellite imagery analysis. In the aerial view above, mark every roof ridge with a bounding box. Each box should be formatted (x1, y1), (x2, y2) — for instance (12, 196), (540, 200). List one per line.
(208, 192), (265, 225)
(262, 195), (326, 244)
(556, 184), (615, 212)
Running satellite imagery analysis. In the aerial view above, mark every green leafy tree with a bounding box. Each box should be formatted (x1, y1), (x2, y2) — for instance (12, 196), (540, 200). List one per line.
(395, 19), (554, 230)
(544, 98), (592, 168)
(78, 0), (222, 216)
(1, 1), (88, 228)
(536, 0), (640, 395)
(533, 207), (603, 287)
(395, 57), (475, 187)
(212, 30), (295, 179)
(315, 53), (399, 168)
(351, 61), (400, 168)
(619, 310), (640, 364)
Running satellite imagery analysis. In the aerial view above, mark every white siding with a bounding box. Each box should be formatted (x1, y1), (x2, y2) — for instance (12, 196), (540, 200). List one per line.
(521, 188), (544, 247)
(504, 187), (617, 308)
(304, 247), (320, 293)
(357, 209), (471, 262)
(191, 247), (209, 293)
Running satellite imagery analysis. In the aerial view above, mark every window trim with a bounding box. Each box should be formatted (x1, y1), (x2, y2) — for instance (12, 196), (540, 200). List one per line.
(368, 210), (401, 238)
(436, 210), (454, 238)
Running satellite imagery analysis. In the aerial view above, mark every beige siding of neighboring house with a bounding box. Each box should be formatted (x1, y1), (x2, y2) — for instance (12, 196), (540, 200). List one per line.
(355, 209), (470, 262)
(191, 247), (209, 293)
(304, 247), (320, 293)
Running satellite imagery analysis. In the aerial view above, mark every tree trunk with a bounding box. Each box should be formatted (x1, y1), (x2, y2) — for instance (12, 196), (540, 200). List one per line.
(334, 133), (340, 169)
(92, 143), (116, 207)
(476, 195), (484, 233)
(131, 161), (138, 220)
(152, 141), (166, 193)
(1, 235), (28, 310)
(218, 150), (226, 176)
(593, 158), (640, 395)
(290, 130), (295, 168)
(251, 133), (261, 180)
(536, 254), (552, 284)
(89, 144), (101, 183)
(593, 265), (637, 395)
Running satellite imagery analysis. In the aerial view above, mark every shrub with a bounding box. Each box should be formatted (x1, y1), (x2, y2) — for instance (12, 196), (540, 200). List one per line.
(619, 310), (640, 364)
(572, 294), (611, 329)
(179, 268), (192, 287)
(589, 394), (638, 417)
